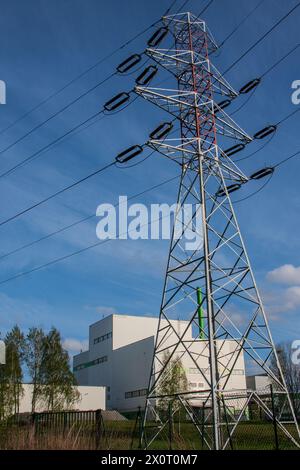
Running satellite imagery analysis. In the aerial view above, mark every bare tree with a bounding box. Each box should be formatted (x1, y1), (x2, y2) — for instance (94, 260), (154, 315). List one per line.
(158, 350), (188, 413)
(39, 327), (79, 411)
(0, 326), (25, 417)
(272, 341), (300, 418)
(24, 327), (46, 413)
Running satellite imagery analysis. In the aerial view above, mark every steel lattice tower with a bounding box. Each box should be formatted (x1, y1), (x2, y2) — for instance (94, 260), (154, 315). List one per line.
(135, 12), (300, 450)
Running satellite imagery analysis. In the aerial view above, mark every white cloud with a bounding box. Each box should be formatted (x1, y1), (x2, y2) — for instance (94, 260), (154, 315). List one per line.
(267, 264), (300, 286)
(263, 285), (300, 319)
(265, 265), (300, 319)
(62, 337), (88, 354)
(284, 286), (300, 310)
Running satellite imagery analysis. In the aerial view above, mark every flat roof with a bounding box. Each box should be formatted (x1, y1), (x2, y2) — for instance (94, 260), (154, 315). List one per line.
(89, 313), (190, 328)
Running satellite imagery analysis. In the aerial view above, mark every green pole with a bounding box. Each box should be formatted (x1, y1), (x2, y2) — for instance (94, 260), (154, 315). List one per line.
(197, 287), (204, 339)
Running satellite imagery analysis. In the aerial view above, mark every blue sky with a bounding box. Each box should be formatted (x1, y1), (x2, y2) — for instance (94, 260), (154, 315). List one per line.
(0, 0), (299, 357)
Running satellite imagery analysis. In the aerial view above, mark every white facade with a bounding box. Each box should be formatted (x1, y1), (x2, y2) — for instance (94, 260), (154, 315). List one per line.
(19, 384), (106, 413)
(246, 374), (271, 392)
(74, 314), (247, 413)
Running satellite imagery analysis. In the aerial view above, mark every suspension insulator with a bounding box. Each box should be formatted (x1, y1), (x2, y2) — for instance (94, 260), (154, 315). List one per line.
(217, 99), (232, 110)
(149, 122), (173, 140)
(116, 145), (144, 163)
(147, 27), (169, 47)
(250, 167), (275, 180)
(239, 78), (261, 94)
(216, 183), (242, 198)
(104, 92), (130, 112)
(117, 54), (142, 74)
(253, 125), (277, 140)
(223, 143), (246, 157)
(136, 65), (158, 86)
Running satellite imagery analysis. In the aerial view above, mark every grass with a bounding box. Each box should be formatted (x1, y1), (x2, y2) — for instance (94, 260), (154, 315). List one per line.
(0, 420), (299, 450)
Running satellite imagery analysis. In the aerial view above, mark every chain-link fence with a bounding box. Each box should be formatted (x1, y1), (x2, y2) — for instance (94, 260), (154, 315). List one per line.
(141, 390), (300, 450)
(0, 391), (299, 450)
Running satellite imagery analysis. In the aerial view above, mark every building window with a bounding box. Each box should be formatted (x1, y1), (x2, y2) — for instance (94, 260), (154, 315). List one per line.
(74, 355), (108, 372)
(93, 332), (112, 345)
(189, 381), (205, 389)
(189, 367), (209, 375)
(232, 369), (244, 376)
(189, 382), (197, 388)
(93, 355), (108, 365)
(125, 389), (147, 399)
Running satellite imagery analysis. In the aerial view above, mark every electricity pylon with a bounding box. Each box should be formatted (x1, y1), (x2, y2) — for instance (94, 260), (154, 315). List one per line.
(135, 12), (300, 450)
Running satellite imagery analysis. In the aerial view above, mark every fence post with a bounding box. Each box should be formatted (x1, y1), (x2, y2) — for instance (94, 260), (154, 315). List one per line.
(221, 394), (233, 450)
(201, 402), (205, 449)
(63, 412), (67, 436)
(138, 407), (143, 449)
(270, 384), (279, 450)
(130, 406), (142, 450)
(31, 412), (36, 437)
(95, 409), (102, 449)
(168, 401), (173, 450)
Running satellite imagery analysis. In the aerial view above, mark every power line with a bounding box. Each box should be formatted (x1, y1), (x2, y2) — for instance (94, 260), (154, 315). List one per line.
(0, 161), (115, 228)
(0, 98), (179, 236)
(276, 107), (300, 126)
(0, 117), (178, 228)
(230, 42), (300, 117)
(116, 149), (156, 169)
(261, 43), (300, 78)
(232, 147), (300, 202)
(219, 0), (266, 48)
(0, 109), (106, 179)
(235, 132), (276, 162)
(1, 91), (297, 230)
(0, 88), (142, 180)
(0, 175), (180, 285)
(0, 73), (179, 182)
(0, 3), (191, 180)
(1, 145), (300, 285)
(0, 72), (116, 158)
(197, 0), (214, 16)
(0, 19), (161, 138)
(225, 147), (300, 204)
(230, 86), (258, 117)
(176, 0), (194, 14)
(0, 0), (184, 157)
(234, 104), (300, 162)
(274, 149), (300, 168)
(231, 172), (274, 204)
(223, 2), (300, 75)
(1, 1), (298, 282)
(0, 0), (290, 183)
(0, 0), (294, 183)
(0, 0), (183, 146)
(164, 0), (180, 15)
(0, 174), (179, 263)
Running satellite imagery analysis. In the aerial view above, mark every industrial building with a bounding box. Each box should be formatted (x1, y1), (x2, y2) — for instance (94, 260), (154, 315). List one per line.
(73, 314), (247, 413)
(246, 374), (271, 392)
